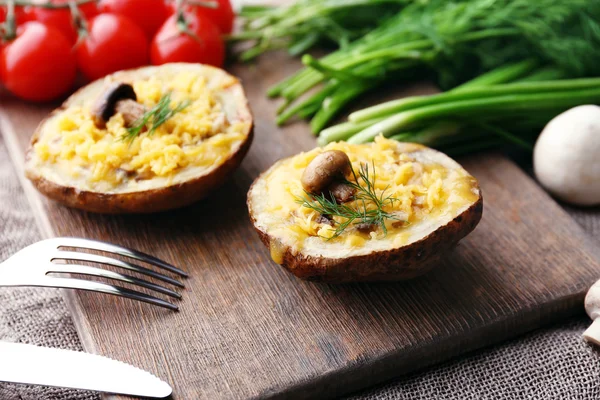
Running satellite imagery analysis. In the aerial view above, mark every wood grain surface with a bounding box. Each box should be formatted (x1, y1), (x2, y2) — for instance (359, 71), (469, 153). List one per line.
(2, 51), (600, 400)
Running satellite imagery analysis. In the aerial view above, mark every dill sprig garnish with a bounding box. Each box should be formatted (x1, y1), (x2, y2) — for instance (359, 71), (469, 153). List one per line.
(121, 92), (190, 143)
(296, 162), (402, 239)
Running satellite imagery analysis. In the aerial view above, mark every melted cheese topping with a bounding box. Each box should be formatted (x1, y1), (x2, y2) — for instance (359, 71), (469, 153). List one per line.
(33, 69), (251, 193)
(252, 137), (479, 260)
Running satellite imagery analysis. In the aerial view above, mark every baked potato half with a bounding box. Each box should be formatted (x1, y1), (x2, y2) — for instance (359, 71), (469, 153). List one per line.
(247, 137), (482, 283)
(25, 63), (253, 213)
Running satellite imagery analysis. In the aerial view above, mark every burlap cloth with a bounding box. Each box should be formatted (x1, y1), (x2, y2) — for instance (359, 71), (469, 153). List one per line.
(1, 133), (600, 400)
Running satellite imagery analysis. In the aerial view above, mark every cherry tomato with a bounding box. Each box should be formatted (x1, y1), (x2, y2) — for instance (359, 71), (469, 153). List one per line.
(76, 13), (149, 81)
(29, 0), (98, 44)
(168, 0), (234, 34)
(0, 22), (76, 101)
(98, 0), (169, 39)
(151, 12), (224, 67)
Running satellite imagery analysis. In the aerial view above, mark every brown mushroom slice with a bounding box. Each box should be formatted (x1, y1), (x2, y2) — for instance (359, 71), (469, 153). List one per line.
(92, 82), (146, 128)
(355, 222), (377, 233)
(115, 99), (146, 127)
(328, 181), (355, 203)
(316, 214), (334, 226)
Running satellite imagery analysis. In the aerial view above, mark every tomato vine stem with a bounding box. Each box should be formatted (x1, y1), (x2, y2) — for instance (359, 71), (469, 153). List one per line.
(66, 0), (89, 43)
(0, 0), (17, 41)
(174, 0), (202, 44)
(187, 0), (218, 9)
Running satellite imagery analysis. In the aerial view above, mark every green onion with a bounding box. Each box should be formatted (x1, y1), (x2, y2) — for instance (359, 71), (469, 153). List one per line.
(348, 77), (600, 123)
(348, 86), (600, 144)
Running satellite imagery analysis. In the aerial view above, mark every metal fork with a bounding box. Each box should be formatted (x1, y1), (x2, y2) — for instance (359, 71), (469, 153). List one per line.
(0, 238), (187, 311)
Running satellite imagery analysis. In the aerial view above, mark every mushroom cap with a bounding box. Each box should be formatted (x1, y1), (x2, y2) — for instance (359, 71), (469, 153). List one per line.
(301, 150), (351, 194)
(533, 105), (600, 206)
(585, 279), (600, 320)
(91, 82), (138, 127)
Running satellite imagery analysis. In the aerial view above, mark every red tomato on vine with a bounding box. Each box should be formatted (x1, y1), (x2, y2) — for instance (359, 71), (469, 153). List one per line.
(98, 0), (170, 38)
(76, 13), (149, 81)
(0, 22), (77, 101)
(29, 0), (98, 44)
(168, 0), (235, 34)
(151, 11), (224, 67)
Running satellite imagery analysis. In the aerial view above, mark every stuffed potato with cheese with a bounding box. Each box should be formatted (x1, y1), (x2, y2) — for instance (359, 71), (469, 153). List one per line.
(247, 138), (482, 282)
(25, 63), (253, 213)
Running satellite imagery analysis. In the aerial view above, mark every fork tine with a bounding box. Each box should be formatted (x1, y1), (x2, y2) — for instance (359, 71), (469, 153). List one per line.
(47, 264), (182, 299)
(42, 277), (178, 311)
(52, 251), (184, 288)
(53, 238), (188, 277)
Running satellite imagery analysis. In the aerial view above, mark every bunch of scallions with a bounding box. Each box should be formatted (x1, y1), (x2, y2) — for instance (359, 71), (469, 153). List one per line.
(233, 0), (600, 155)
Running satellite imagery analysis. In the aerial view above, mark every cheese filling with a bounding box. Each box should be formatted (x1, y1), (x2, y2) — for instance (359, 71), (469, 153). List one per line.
(256, 137), (479, 256)
(33, 70), (251, 193)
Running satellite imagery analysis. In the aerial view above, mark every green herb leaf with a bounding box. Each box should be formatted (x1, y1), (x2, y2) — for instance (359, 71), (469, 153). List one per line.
(121, 92), (190, 143)
(296, 162), (402, 239)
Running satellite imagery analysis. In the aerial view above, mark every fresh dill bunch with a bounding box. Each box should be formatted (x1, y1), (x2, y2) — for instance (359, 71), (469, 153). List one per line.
(507, 0), (600, 77)
(296, 162), (402, 239)
(121, 92), (190, 143)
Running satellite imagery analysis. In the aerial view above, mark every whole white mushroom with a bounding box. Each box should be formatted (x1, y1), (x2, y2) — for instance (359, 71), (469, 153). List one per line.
(533, 105), (600, 206)
(583, 280), (600, 345)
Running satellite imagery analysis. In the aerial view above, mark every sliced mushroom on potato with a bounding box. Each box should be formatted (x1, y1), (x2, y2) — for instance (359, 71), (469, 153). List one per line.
(25, 63), (253, 214)
(91, 82), (146, 128)
(247, 138), (483, 283)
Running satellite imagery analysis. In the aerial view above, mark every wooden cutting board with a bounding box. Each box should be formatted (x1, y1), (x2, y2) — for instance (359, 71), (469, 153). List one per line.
(2, 51), (600, 400)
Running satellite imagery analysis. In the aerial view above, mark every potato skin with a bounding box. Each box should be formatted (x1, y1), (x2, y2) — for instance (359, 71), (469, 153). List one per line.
(247, 154), (483, 283)
(26, 129), (253, 214)
(25, 64), (253, 214)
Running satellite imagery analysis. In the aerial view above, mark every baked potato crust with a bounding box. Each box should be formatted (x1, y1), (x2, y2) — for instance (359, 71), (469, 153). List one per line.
(247, 150), (483, 283)
(25, 64), (253, 214)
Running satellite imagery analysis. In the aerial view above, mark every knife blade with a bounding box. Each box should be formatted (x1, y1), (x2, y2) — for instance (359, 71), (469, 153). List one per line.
(0, 341), (172, 398)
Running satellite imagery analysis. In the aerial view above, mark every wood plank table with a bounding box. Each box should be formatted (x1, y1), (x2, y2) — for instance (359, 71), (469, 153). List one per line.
(1, 52), (600, 399)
